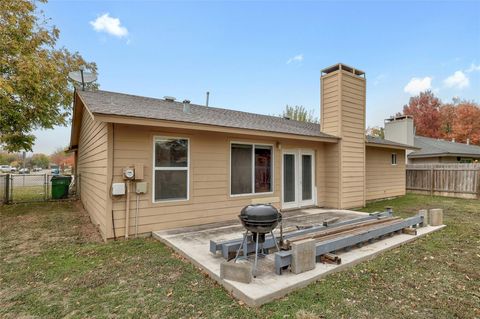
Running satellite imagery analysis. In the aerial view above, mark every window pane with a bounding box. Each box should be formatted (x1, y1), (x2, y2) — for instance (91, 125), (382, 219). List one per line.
(255, 146), (272, 193)
(302, 155), (312, 200)
(154, 170), (187, 200)
(283, 154), (295, 202)
(231, 144), (252, 194)
(155, 139), (188, 167)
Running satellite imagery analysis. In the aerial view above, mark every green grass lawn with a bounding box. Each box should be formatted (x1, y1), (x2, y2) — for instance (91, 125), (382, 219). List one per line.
(10, 185), (46, 202)
(1, 195), (479, 318)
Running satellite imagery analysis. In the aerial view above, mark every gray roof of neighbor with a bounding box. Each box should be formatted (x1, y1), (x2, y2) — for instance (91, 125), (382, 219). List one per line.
(409, 135), (480, 158)
(77, 90), (412, 149)
(365, 135), (417, 149)
(78, 90), (335, 138)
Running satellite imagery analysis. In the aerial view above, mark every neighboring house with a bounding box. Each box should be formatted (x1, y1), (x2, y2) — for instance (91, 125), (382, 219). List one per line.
(69, 63), (415, 240)
(384, 115), (480, 164)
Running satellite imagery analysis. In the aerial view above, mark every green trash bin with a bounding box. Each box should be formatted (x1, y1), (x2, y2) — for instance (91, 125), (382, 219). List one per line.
(51, 175), (72, 199)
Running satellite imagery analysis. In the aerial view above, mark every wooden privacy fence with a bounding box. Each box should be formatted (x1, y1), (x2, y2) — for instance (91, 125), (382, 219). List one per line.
(406, 163), (480, 199)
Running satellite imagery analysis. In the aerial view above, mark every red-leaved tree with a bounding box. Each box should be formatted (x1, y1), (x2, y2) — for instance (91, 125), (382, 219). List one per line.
(403, 91), (442, 138)
(452, 102), (480, 145)
(402, 91), (480, 145)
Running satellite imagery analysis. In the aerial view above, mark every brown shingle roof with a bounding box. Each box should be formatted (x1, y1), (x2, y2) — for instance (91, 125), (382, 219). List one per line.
(78, 90), (336, 138)
(366, 135), (419, 150)
(77, 90), (414, 150)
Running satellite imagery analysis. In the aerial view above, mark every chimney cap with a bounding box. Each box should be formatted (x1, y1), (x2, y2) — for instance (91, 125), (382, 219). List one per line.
(385, 114), (413, 122)
(182, 99), (191, 104)
(321, 63), (365, 77)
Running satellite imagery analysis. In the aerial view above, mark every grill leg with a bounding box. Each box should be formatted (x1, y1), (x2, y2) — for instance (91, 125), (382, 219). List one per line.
(243, 232), (248, 259)
(234, 231), (248, 263)
(253, 232), (259, 277)
(271, 231), (280, 251)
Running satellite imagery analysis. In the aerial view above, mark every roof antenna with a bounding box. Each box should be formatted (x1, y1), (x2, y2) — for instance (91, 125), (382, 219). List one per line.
(206, 91), (210, 107)
(68, 66), (97, 91)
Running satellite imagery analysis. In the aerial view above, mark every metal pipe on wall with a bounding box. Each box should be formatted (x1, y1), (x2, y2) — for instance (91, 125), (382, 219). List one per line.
(135, 193), (140, 238)
(125, 180), (130, 239)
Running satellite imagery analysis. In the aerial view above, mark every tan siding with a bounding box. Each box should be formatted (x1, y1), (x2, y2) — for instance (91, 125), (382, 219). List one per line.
(77, 107), (109, 238)
(339, 72), (366, 208)
(321, 69), (366, 209)
(109, 124), (330, 238)
(321, 74), (340, 137)
(323, 143), (340, 207)
(366, 147), (406, 200)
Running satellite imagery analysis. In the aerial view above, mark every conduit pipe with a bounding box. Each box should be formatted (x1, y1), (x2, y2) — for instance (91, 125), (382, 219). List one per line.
(125, 181), (130, 239)
(135, 193), (140, 238)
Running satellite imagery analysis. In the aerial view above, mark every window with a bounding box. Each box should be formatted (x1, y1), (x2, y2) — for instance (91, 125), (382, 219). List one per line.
(231, 143), (272, 195)
(391, 153), (397, 165)
(153, 137), (189, 202)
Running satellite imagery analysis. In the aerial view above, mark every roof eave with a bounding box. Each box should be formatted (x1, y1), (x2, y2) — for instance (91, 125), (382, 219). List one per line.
(366, 142), (420, 150)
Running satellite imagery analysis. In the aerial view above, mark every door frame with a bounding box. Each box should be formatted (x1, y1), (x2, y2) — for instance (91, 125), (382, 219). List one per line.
(281, 149), (316, 210)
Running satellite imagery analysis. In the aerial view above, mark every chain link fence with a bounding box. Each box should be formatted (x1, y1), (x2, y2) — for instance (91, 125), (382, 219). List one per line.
(0, 173), (80, 204)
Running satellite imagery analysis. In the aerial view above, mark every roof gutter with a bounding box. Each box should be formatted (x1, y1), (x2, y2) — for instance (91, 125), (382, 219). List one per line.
(366, 142), (420, 151)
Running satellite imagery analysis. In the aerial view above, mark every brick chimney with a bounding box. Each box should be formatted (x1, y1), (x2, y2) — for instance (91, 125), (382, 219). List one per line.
(320, 63), (366, 209)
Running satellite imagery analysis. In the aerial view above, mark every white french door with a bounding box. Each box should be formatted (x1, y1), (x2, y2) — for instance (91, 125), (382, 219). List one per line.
(281, 149), (315, 209)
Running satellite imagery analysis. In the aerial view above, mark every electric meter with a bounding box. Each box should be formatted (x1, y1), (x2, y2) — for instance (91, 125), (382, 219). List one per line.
(123, 168), (135, 180)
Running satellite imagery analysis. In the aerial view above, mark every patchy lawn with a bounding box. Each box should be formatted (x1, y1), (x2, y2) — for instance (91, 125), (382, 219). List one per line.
(1, 194), (479, 318)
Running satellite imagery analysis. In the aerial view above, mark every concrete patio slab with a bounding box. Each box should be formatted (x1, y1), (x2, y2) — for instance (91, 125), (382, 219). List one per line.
(153, 208), (445, 306)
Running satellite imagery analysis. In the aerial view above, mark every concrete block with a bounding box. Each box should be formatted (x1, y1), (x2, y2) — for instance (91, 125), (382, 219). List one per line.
(220, 261), (252, 284)
(291, 239), (316, 274)
(429, 209), (444, 226)
(418, 209), (428, 226)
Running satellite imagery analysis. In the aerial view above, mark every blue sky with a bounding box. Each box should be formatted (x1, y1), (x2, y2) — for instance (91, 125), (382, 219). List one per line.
(32, 0), (480, 154)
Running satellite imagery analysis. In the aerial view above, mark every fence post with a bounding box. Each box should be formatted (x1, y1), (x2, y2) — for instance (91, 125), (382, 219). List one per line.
(430, 168), (434, 196)
(5, 173), (10, 204)
(44, 173), (48, 201)
(477, 169), (480, 199)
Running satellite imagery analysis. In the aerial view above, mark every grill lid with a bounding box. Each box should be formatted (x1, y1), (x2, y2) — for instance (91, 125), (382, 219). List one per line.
(239, 204), (280, 223)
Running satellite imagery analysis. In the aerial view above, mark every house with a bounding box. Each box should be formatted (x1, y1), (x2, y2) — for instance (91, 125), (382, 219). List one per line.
(384, 115), (480, 164)
(69, 63), (415, 240)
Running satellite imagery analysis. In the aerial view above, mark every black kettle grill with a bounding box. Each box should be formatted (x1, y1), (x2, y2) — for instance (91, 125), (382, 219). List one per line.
(239, 204), (282, 243)
(234, 204), (282, 277)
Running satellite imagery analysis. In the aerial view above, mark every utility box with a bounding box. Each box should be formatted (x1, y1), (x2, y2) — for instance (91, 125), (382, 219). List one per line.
(112, 183), (126, 196)
(134, 164), (144, 180)
(135, 182), (147, 194)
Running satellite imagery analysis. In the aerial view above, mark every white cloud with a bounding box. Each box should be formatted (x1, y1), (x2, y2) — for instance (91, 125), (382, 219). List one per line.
(287, 54), (303, 64)
(466, 63), (480, 73)
(90, 13), (128, 38)
(443, 70), (469, 89)
(404, 76), (432, 95)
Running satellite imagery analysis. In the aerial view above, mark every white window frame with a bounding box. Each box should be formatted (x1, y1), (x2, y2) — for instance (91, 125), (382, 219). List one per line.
(152, 136), (190, 203)
(229, 141), (274, 197)
(391, 153), (397, 166)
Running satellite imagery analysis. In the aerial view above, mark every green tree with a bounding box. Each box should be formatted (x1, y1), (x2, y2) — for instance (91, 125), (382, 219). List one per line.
(0, 151), (19, 165)
(30, 153), (50, 168)
(0, 0), (97, 152)
(280, 105), (318, 123)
